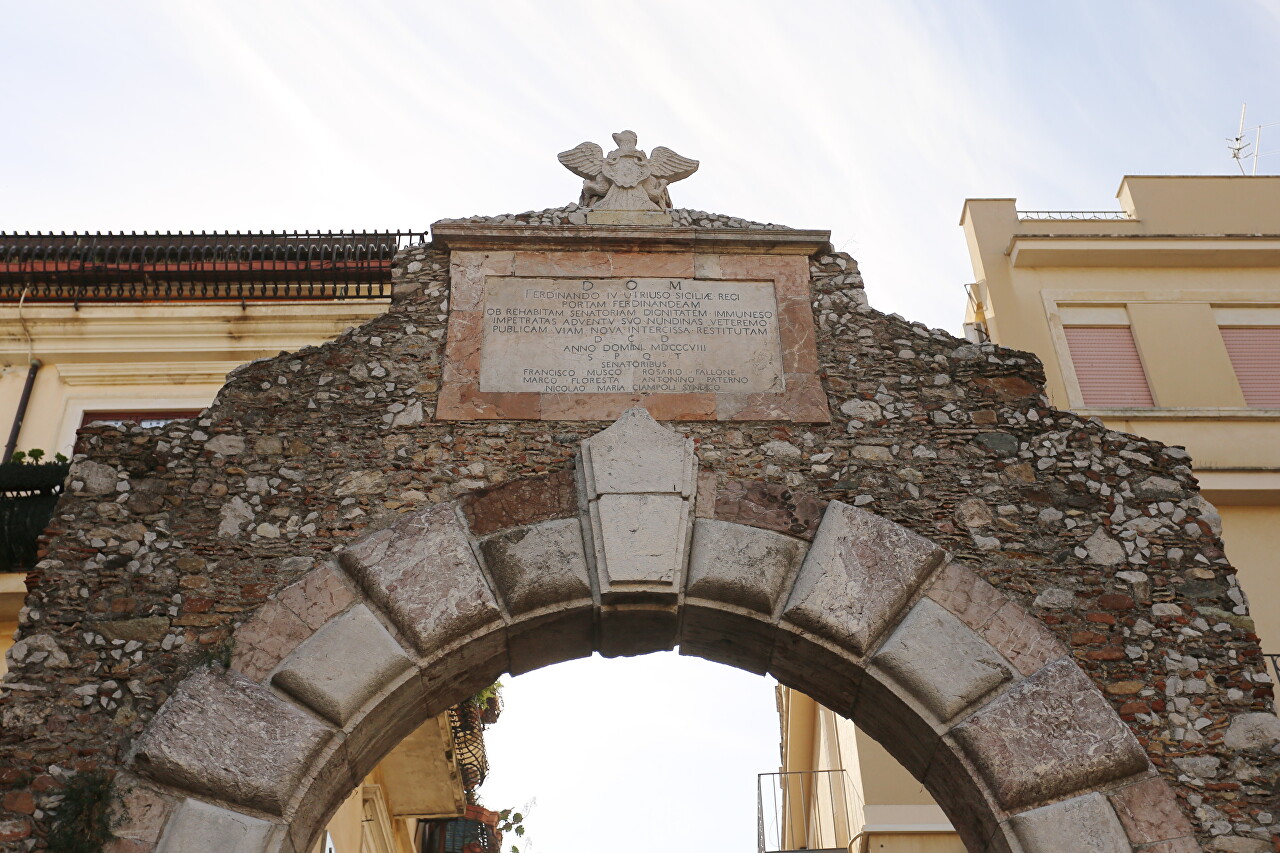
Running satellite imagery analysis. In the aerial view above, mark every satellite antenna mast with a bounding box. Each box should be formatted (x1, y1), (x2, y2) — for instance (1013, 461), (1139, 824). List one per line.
(1228, 102), (1280, 175)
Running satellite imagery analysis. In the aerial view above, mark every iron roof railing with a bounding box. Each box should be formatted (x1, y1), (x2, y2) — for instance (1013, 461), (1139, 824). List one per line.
(0, 230), (427, 304)
(1016, 210), (1135, 221)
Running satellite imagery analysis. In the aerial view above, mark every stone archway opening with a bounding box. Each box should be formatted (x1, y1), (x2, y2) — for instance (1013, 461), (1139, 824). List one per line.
(117, 411), (1190, 853)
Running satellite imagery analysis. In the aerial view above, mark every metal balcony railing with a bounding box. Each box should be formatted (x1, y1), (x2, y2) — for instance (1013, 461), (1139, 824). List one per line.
(1265, 653), (1279, 685)
(447, 704), (490, 801)
(0, 230), (427, 304)
(758, 770), (860, 853)
(0, 462), (69, 572)
(1016, 210), (1134, 221)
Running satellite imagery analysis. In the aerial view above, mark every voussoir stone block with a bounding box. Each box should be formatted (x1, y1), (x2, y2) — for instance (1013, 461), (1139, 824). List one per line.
(273, 603), (414, 725)
(782, 501), (944, 655)
(479, 517), (592, 615)
(951, 657), (1149, 811)
(1009, 792), (1131, 853)
(132, 668), (333, 816)
(686, 518), (808, 614)
(871, 598), (1014, 722)
(1108, 775), (1195, 845)
(156, 799), (276, 853)
(459, 469), (578, 537)
(339, 502), (503, 655)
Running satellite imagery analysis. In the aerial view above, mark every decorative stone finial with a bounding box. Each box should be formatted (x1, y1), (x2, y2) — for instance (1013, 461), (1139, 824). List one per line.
(558, 131), (698, 211)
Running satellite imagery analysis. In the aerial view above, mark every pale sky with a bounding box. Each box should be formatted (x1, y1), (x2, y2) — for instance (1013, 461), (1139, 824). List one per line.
(5, 3), (1280, 852)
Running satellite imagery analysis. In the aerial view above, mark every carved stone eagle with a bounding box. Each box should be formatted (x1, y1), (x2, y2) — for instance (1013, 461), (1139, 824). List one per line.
(558, 131), (698, 211)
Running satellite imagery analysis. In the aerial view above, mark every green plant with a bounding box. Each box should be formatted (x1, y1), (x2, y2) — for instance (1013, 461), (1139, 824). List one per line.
(47, 770), (114, 853)
(469, 681), (502, 710)
(496, 804), (530, 853)
(8, 448), (68, 465)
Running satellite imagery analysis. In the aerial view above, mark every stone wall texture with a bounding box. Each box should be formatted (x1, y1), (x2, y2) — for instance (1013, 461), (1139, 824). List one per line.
(0, 215), (1275, 852)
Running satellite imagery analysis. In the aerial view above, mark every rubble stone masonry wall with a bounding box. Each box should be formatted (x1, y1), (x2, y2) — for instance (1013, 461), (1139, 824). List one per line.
(0, 211), (1275, 850)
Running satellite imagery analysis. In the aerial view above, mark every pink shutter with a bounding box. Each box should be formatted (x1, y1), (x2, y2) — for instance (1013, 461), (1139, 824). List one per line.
(1064, 326), (1154, 407)
(1221, 328), (1280, 407)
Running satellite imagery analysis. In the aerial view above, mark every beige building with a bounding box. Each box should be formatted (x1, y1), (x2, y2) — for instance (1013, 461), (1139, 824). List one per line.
(0, 231), (498, 853)
(774, 175), (1279, 852)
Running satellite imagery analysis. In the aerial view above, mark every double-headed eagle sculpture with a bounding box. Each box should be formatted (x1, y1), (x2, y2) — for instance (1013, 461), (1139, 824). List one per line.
(558, 131), (699, 211)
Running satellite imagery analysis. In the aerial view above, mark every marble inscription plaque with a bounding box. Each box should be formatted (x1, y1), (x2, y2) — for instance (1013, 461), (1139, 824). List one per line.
(479, 277), (783, 395)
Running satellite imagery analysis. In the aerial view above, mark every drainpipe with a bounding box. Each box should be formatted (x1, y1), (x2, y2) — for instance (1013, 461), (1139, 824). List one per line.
(3, 359), (41, 463)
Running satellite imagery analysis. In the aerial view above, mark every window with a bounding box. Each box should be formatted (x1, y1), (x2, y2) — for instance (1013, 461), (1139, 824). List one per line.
(1063, 326), (1154, 407)
(1220, 327), (1280, 408)
(80, 410), (200, 429)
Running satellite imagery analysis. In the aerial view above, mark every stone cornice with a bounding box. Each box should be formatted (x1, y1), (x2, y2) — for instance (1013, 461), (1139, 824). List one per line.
(430, 222), (832, 255)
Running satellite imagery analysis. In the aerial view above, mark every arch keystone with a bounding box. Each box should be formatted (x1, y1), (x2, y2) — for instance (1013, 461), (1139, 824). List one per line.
(580, 408), (696, 656)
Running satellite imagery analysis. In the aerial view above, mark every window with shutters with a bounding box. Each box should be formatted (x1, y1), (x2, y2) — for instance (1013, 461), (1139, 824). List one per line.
(1220, 327), (1280, 408)
(1063, 326), (1154, 407)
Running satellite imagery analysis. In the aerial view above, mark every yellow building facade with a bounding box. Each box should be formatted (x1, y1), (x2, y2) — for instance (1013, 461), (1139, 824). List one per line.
(774, 175), (1279, 852)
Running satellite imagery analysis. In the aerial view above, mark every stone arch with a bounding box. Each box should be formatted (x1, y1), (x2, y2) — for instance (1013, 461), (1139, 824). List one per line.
(114, 411), (1195, 853)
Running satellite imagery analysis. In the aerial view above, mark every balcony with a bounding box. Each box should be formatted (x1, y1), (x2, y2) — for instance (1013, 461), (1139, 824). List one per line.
(758, 770), (860, 853)
(417, 805), (502, 853)
(0, 460), (68, 573)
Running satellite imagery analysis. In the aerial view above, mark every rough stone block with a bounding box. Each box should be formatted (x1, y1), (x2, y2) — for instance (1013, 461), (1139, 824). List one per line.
(679, 604), (777, 674)
(479, 518), (591, 616)
(1009, 792), (1131, 853)
(231, 599), (312, 682)
(285, 737), (357, 853)
(1139, 840), (1202, 853)
(156, 798), (276, 852)
(978, 600), (1067, 677)
(852, 675), (941, 778)
(782, 502), (944, 656)
(343, 669), (431, 782)
(598, 604), (678, 658)
(273, 603), (414, 725)
(275, 562), (357, 631)
(685, 519), (808, 614)
(420, 630), (510, 716)
(459, 470), (579, 536)
(1107, 775), (1195, 845)
(592, 493), (690, 593)
(871, 598), (1014, 722)
(920, 743), (1007, 853)
(507, 607), (594, 675)
(340, 503), (503, 655)
(951, 657), (1149, 811)
(927, 562), (1006, 631)
(108, 775), (178, 846)
(712, 479), (826, 540)
(580, 407), (695, 497)
(769, 628), (862, 716)
(131, 667), (333, 815)
(1223, 712), (1280, 750)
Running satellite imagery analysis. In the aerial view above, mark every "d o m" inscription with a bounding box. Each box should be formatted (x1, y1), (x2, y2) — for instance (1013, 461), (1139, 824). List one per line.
(478, 277), (784, 394)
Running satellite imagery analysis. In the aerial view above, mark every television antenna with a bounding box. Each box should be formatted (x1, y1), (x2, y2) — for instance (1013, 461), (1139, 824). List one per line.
(1228, 103), (1280, 175)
